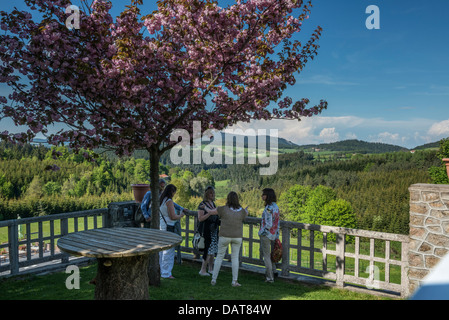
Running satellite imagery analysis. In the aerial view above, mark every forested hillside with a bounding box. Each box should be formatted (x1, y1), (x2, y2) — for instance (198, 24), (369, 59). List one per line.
(296, 139), (409, 154)
(0, 142), (165, 220)
(0, 140), (443, 236)
(209, 148), (439, 235)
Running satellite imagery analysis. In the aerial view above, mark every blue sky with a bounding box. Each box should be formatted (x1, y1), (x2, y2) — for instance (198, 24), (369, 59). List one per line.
(1, 0), (448, 148)
(234, 0), (449, 148)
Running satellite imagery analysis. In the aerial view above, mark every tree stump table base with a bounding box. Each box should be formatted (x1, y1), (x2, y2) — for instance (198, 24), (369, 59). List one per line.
(57, 228), (182, 300)
(95, 255), (150, 300)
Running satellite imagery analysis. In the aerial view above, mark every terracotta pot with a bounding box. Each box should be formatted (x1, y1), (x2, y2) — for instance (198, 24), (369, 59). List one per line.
(131, 184), (150, 203)
(443, 158), (449, 179)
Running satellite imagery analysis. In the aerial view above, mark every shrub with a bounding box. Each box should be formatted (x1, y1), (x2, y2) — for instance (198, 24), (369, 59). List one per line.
(279, 184), (357, 241)
(429, 138), (449, 184)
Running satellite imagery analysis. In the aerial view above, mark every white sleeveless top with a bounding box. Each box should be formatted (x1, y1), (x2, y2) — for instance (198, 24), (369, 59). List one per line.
(160, 198), (175, 230)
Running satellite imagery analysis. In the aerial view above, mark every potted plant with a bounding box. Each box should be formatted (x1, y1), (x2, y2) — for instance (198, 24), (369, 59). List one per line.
(131, 183), (150, 203)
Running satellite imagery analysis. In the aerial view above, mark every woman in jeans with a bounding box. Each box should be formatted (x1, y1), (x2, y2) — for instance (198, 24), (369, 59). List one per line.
(202, 191), (248, 287)
(259, 188), (280, 283)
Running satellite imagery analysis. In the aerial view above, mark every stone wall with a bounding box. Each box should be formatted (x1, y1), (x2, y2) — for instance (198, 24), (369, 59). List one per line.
(408, 183), (449, 294)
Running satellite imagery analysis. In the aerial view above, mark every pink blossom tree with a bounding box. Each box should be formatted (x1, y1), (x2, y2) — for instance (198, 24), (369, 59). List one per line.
(0, 0), (327, 285)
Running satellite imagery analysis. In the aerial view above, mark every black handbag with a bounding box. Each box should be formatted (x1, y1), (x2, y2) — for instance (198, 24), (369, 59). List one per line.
(160, 206), (175, 233)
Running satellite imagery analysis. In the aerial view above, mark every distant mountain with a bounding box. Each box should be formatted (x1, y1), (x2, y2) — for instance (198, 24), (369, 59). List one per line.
(203, 135), (413, 154)
(31, 138), (53, 148)
(31, 138), (48, 144)
(34, 135), (438, 155)
(412, 141), (440, 150)
(204, 132), (301, 150)
(296, 139), (409, 154)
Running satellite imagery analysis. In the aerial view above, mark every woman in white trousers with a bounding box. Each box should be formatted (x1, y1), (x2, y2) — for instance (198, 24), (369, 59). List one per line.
(159, 184), (184, 279)
(203, 191), (248, 287)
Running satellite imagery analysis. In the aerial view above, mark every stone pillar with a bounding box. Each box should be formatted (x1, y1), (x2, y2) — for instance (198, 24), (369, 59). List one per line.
(106, 201), (139, 228)
(408, 183), (449, 295)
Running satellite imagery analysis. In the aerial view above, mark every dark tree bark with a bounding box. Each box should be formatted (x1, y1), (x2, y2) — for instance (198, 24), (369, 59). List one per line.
(95, 255), (150, 300)
(147, 252), (161, 287)
(148, 145), (161, 286)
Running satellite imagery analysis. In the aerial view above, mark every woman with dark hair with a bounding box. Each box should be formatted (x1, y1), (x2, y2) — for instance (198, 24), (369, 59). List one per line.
(197, 186), (219, 276)
(259, 188), (280, 283)
(159, 184), (185, 279)
(202, 191), (248, 287)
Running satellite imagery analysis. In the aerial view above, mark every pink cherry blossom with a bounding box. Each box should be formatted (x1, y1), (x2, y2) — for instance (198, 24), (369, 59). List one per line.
(0, 0), (327, 237)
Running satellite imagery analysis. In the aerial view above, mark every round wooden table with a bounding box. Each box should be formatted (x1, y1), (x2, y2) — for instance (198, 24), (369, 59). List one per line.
(57, 227), (182, 300)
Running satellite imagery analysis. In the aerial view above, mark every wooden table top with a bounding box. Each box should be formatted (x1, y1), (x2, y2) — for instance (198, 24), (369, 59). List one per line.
(57, 227), (182, 258)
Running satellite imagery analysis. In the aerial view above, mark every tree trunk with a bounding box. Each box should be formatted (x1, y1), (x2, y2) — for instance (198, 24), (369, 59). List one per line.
(95, 255), (150, 300)
(148, 145), (161, 286)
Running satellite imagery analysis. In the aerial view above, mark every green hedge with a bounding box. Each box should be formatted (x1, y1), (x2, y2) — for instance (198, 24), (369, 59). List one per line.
(0, 192), (133, 220)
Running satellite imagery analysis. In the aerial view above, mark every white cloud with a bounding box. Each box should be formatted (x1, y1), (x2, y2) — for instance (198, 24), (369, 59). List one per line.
(228, 117), (356, 145)
(370, 132), (402, 145)
(227, 116), (444, 148)
(345, 132), (358, 139)
(428, 119), (449, 137)
(319, 127), (339, 143)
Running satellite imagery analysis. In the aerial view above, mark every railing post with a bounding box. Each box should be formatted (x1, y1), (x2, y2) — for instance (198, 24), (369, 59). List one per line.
(60, 218), (69, 264)
(401, 240), (410, 298)
(8, 221), (19, 275)
(102, 209), (111, 228)
(335, 233), (345, 288)
(281, 226), (290, 277)
(310, 230), (315, 269)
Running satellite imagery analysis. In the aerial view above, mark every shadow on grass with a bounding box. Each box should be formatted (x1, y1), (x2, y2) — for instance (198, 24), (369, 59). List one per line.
(0, 260), (387, 300)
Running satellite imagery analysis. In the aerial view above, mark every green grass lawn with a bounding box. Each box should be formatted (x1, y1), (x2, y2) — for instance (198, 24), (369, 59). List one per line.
(214, 179), (230, 199)
(0, 260), (391, 300)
